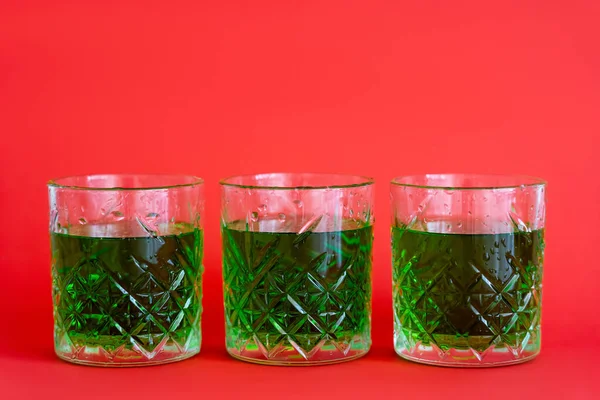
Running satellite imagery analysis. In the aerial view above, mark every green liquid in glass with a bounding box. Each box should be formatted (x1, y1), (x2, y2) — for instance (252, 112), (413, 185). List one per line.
(222, 222), (373, 360)
(392, 227), (544, 354)
(51, 226), (203, 357)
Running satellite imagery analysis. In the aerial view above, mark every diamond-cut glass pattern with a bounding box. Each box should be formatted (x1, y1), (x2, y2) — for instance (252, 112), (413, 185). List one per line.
(51, 229), (203, 366)
(222, 224), (373, 365)
(392, 227), (544, 366)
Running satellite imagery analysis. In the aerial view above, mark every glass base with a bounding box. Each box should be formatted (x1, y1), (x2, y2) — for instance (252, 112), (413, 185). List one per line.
(226, 336), (370, 366)
(55, 334), (201, 367)
(56, 346), (199, 367)
(227, 348), (368, 366)
(394, 341), (540, 367)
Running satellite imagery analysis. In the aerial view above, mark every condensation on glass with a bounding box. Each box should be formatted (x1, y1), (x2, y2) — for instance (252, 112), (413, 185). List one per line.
(48, 174), (204, 367)
(390, 174), (546, 367)
(220, 173), (375, 365)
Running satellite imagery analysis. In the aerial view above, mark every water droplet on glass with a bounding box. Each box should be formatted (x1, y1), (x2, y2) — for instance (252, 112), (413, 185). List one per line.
(146, 212), (159, 219)
(250, 211), (259, 222)
(78, 217), (87, 225)
(444, 189), (455, 195)
(530, 205), (534, 210)
(258, 204), (267, 213)
(501, 238), (507, 247)
(349, 209), (354, 217)
(485, 214), (490, 218)
(494, 241), (499, 248)
(468, 210), (472, 215)
(293, 199), (303, 208)
(520, 184), (526, 191)
(100, 208), (106, 215)
(278, 213), (286, 222)
(457, 221), (463, 228)
(444, 203), (450, 211)
(111, 211), (125, 221)
(483, 252), (490, 261)
(408, 194), (413, 200)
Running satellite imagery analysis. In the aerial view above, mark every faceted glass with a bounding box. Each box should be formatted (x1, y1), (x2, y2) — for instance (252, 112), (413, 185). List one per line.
(221, 173), (374, 365)
(48, 174), (204, 366)
(390, 174), (546, 367)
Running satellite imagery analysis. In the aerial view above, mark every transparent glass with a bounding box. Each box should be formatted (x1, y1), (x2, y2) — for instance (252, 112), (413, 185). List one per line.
(220, 173), (375, 365)
(48, 174), (205, 367)
(390, 174), (546, 367)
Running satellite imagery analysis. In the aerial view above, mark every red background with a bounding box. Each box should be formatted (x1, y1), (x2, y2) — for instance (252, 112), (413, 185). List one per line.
(1, 1), (599, 398)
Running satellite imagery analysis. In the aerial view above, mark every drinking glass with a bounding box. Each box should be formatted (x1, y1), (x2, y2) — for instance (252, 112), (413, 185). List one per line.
(220, 173), (374, 365)
(49, 174), (204, 366)
(390, 174), (546, 367)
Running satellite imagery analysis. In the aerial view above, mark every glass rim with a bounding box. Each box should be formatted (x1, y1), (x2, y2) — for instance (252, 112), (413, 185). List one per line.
(219, 172), (375, 190)
(47, 174), (204, 191)
(390, 173), (547, 190)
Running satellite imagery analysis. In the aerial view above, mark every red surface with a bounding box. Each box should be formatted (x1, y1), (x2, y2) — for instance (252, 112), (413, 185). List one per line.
(1, 1), (599, 398)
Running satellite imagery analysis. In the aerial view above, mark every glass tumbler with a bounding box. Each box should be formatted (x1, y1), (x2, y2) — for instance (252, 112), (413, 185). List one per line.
(220, 173), (375, 365)
(49, 174), (204, 366)
(390, 174), (546, 367)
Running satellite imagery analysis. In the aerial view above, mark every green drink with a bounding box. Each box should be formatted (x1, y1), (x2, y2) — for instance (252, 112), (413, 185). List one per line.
(52, 223), (203, 365)
(392, 227), (544, 364)
(390, 174), (546, 366)
(222, 220), (373, 364)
